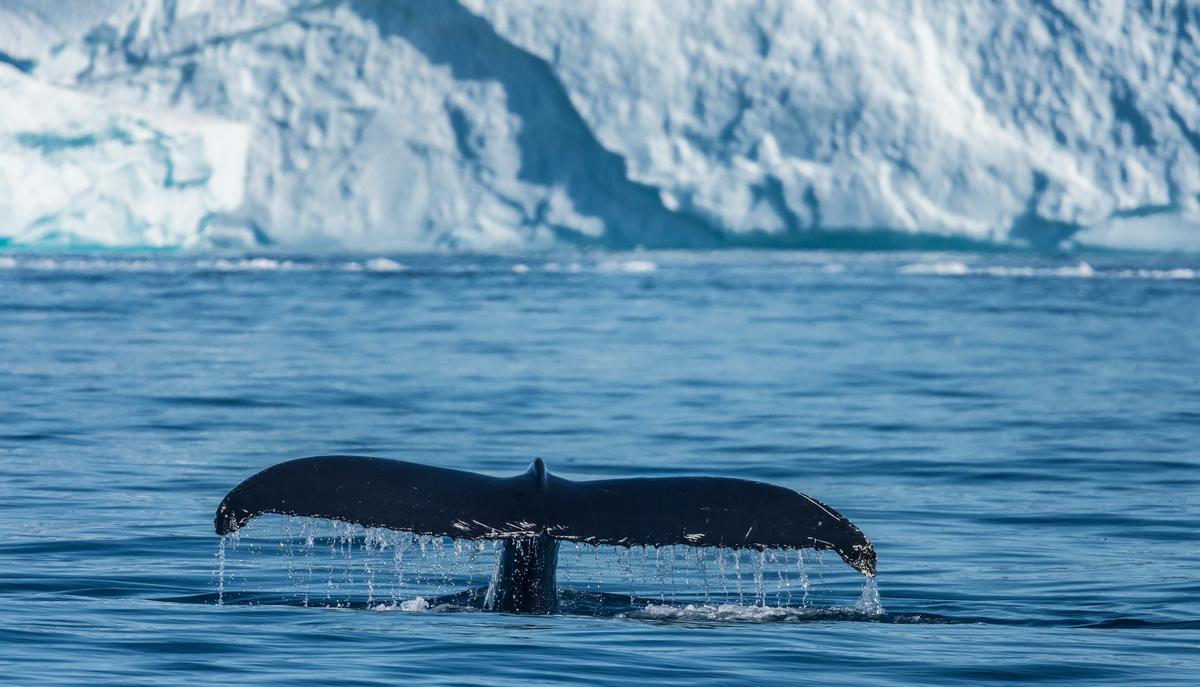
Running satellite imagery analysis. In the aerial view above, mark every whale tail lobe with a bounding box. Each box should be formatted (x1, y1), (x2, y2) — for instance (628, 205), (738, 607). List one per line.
(215, 455), (875, 577)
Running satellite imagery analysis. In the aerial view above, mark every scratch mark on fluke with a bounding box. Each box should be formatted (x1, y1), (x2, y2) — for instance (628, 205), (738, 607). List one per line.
(214, 456), (876, 613)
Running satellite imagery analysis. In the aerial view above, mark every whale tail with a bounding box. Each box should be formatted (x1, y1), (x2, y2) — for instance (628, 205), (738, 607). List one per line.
(214, 455), (876, 576)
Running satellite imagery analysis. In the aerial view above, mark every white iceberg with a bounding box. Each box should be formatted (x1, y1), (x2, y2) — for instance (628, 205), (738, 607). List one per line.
(0, 0), (1196, 251)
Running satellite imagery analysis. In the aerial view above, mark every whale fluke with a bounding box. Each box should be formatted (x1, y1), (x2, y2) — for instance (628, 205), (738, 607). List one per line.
(215, 456), (875, 612)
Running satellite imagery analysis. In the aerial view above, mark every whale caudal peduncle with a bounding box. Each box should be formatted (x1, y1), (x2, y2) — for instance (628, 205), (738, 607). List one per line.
(213, 456), (876, 613)
(485, 534), (560, 613)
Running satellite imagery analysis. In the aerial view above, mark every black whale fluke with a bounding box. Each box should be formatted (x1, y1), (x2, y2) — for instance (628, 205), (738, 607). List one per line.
(214, 456), (876, 613)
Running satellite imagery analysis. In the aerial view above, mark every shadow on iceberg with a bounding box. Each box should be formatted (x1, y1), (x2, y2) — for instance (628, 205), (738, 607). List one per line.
(352, 0), (723, 249)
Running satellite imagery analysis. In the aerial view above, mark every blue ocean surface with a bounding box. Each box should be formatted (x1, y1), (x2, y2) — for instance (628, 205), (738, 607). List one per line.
(0, 250), (1197, 685)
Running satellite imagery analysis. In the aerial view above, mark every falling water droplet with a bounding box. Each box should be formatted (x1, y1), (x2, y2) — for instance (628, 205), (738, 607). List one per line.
(302, 519), (315, 607)
(694, 547), (711, 605)
(857, 574), (883, 616)
(618, 546), (635, 602)
(770, 549), (784, 607)
(391, 532), (407, 606)
(667, 545), (677, 602)
(797, 549), (810, 607)
(215, 536), (226, 606)
(753, 549), (766, 607)
(733, 549), (743, 604)
(363, 527), (378, 606)
(716, 547), (729, 601)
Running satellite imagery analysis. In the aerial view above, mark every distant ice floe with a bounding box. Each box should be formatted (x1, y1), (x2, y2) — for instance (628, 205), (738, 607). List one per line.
(0, 255), (190, 272)
(196, 258), (301, 271)
(900, 261), (973, 276)
(900, 260), (1197, 280)
(0, 1), (1197, 251)
(0, 254), (663, 275)
(342, 258), (407, 272)
(2, 253), (1194, 281)
(598, 260), (658, 273)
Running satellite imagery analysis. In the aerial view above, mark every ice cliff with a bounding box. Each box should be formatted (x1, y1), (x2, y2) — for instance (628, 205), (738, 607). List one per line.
(1, 0), (1197, 251)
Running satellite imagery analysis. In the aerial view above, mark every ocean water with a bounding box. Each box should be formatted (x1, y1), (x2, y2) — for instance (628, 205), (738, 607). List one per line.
(0, 250), (1197, 685)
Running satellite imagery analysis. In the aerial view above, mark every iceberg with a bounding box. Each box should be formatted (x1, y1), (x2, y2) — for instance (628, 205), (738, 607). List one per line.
(0, 62), (248, 248)
(0, 0), (1196, 251)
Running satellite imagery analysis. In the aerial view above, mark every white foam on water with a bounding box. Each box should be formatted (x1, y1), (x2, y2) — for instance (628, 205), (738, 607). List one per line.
(375, 596), (431, 612)
(624, 602), (824, 623)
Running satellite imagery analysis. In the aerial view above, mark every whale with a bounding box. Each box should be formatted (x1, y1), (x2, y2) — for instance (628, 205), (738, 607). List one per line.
(214, 456), (875, 613)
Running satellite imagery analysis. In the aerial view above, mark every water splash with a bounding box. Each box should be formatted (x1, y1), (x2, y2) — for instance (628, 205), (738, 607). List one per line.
(625, 602), (806, 622)
(694, 547), (711, 604)
(372, 596), (432, 612)
(753, 549), (767, 607)
(212, 517), (870, 614)
(215, 536), (226, 606)
(797, 549), (810, 606)
(856, 575), (883, 616)
(733, 549), (744, 603)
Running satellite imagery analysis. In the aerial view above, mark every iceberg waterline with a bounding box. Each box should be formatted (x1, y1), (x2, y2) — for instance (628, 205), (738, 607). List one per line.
(1, 0), (1197, 252)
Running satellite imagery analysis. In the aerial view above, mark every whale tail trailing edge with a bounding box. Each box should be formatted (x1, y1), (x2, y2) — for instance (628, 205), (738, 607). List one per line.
(215, 456), (875, 576)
